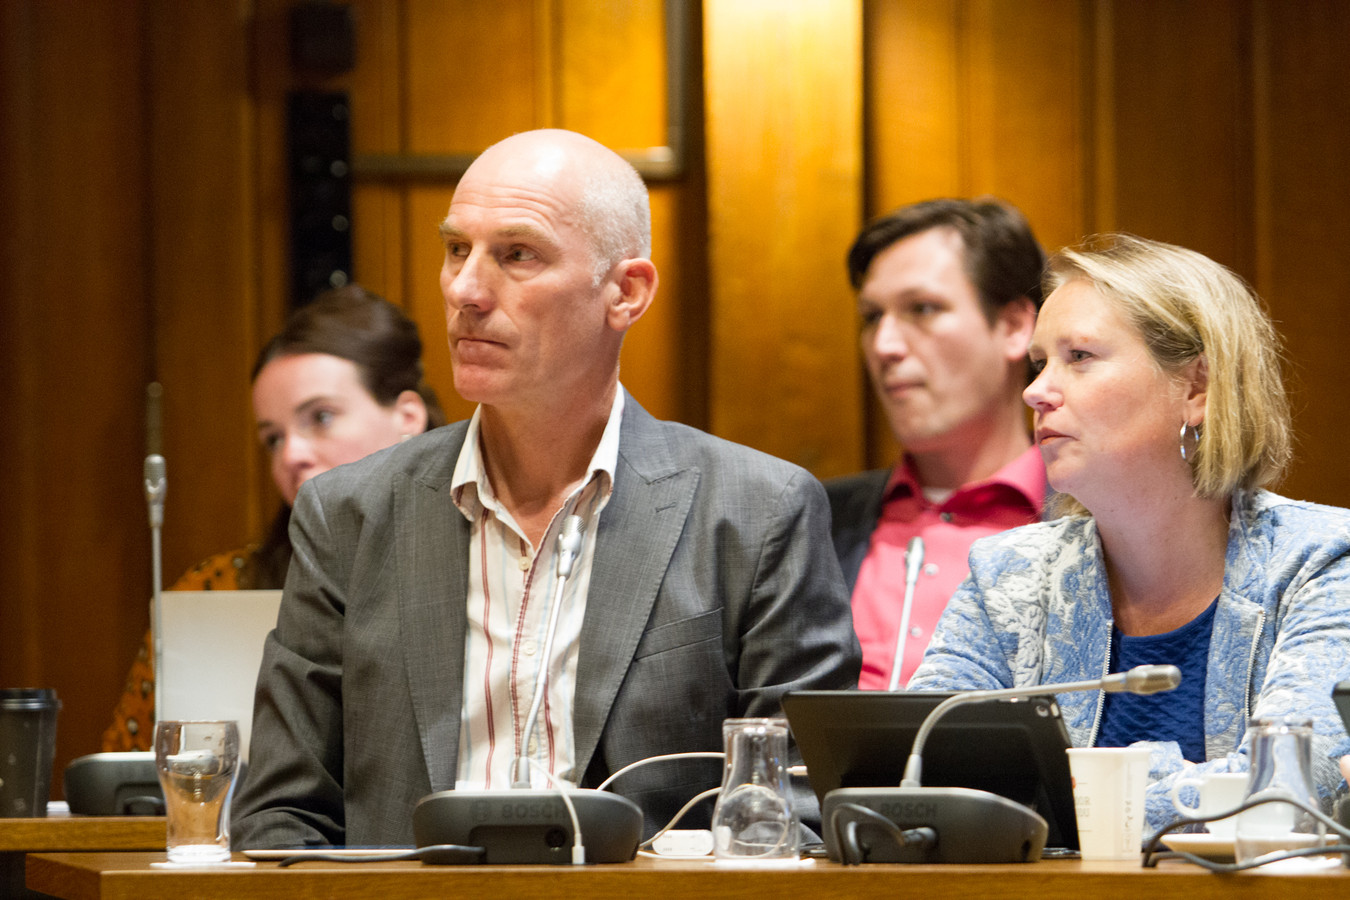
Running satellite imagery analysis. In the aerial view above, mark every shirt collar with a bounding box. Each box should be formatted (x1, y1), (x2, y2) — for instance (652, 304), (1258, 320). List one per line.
(885, 443), (1047, 512)
(451, 387), (626, 522)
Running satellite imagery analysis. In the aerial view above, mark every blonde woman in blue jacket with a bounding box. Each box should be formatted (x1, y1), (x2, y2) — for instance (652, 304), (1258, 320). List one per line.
(910, 234), (1350, 833)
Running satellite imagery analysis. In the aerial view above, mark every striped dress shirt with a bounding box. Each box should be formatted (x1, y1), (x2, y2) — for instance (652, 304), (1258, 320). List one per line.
(450, 391), (622, 789)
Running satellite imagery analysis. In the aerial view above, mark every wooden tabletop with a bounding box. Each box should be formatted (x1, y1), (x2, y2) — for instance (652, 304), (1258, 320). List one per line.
(0, 816), (164, 852)
(24, 851), (1350, 900)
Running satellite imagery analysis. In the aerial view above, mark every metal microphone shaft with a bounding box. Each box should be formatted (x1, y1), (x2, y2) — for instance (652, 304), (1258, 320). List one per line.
(144, 454), (167, 726)
(900, 664), (1181, 787)
(887, 536), (925, 691)
(513, 515), (585, 788)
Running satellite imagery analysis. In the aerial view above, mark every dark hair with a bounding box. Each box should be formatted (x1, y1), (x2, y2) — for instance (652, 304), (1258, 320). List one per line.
(846, 198), (1047, 321)
(252, 284), (447, 426)
(244, 284), (447, 588)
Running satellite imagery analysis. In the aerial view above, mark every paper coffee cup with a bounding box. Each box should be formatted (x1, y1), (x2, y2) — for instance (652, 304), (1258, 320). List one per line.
(1067, 747), (1150, 860)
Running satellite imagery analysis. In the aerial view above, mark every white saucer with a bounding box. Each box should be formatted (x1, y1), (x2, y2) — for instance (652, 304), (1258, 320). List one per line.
(1160, 833), (1235, 861)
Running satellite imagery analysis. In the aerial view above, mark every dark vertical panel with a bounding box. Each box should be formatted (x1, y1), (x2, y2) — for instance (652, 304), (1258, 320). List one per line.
(0, 0), (152, 778)
(1106, 0), (1254, 273)
(1257, 2), (1350, 506)
(147, 1), (260, 589)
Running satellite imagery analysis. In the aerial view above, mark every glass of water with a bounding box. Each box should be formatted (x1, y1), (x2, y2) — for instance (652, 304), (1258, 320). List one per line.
(153, 720), (241, 864)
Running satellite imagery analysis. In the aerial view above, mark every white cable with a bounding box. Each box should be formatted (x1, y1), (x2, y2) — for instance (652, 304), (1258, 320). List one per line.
(638, 787), (722, 850)
(595, 751), (725, 792)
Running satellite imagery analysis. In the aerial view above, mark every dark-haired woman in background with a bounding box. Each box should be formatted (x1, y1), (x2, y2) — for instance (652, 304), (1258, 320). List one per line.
(909, 235), (1350, 833)
(103, 285), (446, 750)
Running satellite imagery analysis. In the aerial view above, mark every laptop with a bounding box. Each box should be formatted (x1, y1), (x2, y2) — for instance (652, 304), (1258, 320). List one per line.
(158, 589), (283, 761)
(65, 590), (282, 814)
(781, 690), (1080, 850)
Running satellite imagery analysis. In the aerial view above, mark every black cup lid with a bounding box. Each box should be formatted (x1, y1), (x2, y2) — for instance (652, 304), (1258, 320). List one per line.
(0, 688), (60, 710)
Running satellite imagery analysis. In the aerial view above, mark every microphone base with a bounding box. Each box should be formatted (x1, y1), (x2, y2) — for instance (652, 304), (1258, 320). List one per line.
(63, 752), (165, 816)
(823, 786), (1048, 863)
(412, 788), (643, 864)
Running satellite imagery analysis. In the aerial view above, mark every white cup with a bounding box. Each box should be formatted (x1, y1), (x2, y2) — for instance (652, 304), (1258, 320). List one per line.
(154, 720), (241, 865)
(1067, 747), (1151, 860)
(1170, 771), (1248, 839)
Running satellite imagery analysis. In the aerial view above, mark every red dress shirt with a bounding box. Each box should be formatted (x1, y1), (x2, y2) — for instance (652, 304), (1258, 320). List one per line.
(852, 445), (1046, 690)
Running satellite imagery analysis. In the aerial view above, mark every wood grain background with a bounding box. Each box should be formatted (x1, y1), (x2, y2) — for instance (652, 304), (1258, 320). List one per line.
(4, 0), (1348, 783)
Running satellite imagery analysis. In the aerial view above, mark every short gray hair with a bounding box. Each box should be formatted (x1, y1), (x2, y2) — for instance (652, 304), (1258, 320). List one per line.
(576, 162), (651, 286)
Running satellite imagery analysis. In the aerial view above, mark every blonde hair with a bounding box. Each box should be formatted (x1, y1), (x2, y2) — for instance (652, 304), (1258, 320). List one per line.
(1044, 234), (1290, 516)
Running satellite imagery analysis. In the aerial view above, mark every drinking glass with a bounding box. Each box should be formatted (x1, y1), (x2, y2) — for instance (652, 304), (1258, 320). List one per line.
(154, 720), (241, 864)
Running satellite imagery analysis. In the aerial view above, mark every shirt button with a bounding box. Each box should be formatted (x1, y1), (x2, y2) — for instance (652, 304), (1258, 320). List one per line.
(519, 556), (530, 571)
(924, 563), (939, 577)
(910, 626), (923, 637)
(940, 512), (953, 523)
(522, 640), (537, 656)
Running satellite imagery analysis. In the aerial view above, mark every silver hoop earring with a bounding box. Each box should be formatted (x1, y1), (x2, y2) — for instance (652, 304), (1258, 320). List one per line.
(1179, 422), (1201, 461)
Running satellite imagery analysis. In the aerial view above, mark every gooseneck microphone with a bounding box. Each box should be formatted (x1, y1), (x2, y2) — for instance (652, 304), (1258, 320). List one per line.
(887, 536), (925, 691)
(824, 664), (1182, 864)
(900, 664), (1182, 788)
(144, 454), (167, 725)
(413, 513), (644, 864)
(513, 515), (585, 788)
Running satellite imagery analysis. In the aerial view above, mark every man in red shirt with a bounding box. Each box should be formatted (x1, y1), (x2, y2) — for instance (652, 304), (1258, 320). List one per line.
(827, 199), (1047, 689)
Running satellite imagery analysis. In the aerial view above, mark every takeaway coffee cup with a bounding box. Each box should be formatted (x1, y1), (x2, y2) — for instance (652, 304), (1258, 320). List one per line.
(1067, 747), (1150, 860)
(0, 688), (61, 817)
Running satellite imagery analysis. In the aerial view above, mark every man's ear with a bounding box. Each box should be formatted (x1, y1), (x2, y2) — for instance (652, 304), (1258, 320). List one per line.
(998, 295), (1038, 361)
(606, 258), (658, 332)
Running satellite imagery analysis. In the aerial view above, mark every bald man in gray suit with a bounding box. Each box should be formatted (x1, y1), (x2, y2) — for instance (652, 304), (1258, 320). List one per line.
(232, 129), (860, 848)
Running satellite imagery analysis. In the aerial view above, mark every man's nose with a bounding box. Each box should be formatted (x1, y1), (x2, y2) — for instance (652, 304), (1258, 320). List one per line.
(444, 249), (493, 311)
(870, 313), (910, 358)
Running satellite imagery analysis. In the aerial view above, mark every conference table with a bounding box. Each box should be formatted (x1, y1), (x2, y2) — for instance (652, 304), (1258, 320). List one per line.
(0, 814), (164, 899)
(23, 850), (1350, 900)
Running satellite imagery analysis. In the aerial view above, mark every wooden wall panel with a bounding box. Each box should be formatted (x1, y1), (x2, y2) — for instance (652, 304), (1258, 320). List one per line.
(149, 2), (266, 590)
(1103, 0), (1254, 272)
(0, 0), (153, 778)
(963, 0), (1090, 252)
(1254, 2), (1350, 507)
(404, 0), (548, 150)
(348, 1), (411, 308)
(705, 0), (865, 476)
(865, 0), (962, 207)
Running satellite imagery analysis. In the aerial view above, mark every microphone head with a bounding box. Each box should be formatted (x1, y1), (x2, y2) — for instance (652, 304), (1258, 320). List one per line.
(905, 536), (925, 578)
(1119, 664), (1182, 695)
(555, 515), (584, 578)
(144, 454), (166, 485)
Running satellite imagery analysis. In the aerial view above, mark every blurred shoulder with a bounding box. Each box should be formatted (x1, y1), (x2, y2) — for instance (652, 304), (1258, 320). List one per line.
(302, 422), (469, 505)
(620, 400), (817, 494)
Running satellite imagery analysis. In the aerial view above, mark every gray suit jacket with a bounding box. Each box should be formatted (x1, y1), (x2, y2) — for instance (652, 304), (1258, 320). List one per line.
(232, 394), (860, 847)
(823, 469), (891, 592)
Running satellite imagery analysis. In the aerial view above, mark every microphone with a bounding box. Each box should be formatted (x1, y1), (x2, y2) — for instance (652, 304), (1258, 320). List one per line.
(823, 664), (1182, 864)
(886, 536), (924, 691)
(513, 515), (584, 788)
(144, 454), (167, 726)
(58, 452), (171, 816)
(414, 513), (643, 864)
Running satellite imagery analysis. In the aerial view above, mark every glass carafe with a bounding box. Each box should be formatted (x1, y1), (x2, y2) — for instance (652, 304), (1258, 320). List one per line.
(710, 717), (799, 860)
(1234, 715), (1334, 870)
